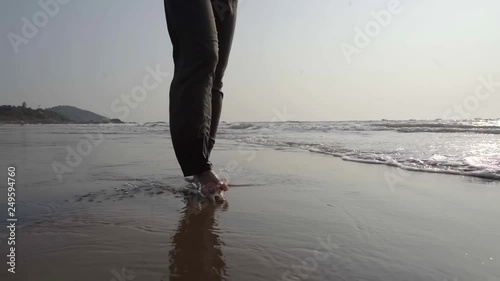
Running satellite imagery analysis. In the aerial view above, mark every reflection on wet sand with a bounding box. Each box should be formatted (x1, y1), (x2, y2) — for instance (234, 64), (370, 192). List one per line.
(169, 197), (228, 281)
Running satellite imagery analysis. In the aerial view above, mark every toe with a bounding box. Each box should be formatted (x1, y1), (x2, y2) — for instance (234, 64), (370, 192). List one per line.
(219, 182), (229, 191)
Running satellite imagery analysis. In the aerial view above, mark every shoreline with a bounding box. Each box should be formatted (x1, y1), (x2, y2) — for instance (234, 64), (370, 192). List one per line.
(0, 120), (126, 125)
(0, 126), (499, 280)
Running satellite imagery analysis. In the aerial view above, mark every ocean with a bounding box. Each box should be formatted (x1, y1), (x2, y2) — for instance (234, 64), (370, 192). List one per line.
(137, 119), (500, 181)
(0, 121), (499, 281)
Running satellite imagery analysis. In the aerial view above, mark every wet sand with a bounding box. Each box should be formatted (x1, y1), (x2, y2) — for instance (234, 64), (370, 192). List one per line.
(0, 125), (499, 281)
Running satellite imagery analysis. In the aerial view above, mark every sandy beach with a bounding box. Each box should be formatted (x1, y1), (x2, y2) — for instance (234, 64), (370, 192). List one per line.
(3, 0), (500, 279)
(0, 124), (499, 281)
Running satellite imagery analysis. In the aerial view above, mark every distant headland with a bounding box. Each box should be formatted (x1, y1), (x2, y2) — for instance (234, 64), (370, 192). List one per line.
(0, 103), (123, 124)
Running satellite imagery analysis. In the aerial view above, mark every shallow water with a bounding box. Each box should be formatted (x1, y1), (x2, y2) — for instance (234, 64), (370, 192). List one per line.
(216, 119), (500, 181)
(0, 124), (499, 281)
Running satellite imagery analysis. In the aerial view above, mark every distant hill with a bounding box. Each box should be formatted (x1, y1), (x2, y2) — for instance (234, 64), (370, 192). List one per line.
(0, 105), (123, 124)
(48, 106), (110, 123)
(0, 105), (70, 123)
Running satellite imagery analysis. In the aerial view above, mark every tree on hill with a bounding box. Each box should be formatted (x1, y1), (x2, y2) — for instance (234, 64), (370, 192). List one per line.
(0, 105), (69, 123)
(0, 104), (121, 124)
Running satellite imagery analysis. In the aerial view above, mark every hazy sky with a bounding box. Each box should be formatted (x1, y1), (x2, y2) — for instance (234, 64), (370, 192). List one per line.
(1, 0), (500, 122)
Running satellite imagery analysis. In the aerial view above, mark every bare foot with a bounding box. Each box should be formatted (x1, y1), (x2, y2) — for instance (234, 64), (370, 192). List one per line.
(193, 170), (228, 201)
(206, 170), (229, 191)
